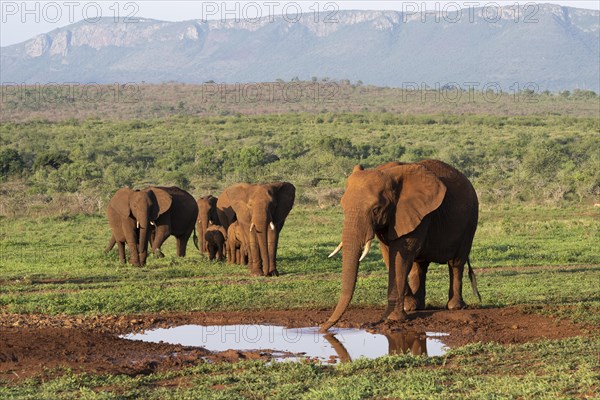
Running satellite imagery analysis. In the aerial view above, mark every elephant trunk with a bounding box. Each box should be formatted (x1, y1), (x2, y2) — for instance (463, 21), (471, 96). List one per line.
(267, 226), (279, 276)
(136, 215), (150, 266)
(320, 241), (361, 332)
(258, 228), (270, 276)
(321, 213), (372, 331)
(251, 209), (271, 276)
(200, 217), (209, 253)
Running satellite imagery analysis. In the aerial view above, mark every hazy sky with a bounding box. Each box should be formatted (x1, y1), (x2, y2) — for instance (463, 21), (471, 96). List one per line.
(1, 1), (599, 47)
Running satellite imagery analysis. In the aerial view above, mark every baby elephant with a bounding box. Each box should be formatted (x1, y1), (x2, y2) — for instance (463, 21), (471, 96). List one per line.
(205, 225), (227, 261)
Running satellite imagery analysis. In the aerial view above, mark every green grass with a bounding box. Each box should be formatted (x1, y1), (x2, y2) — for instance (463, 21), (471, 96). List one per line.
(1, 205), (598, 318)
(1, 201), (598, 399)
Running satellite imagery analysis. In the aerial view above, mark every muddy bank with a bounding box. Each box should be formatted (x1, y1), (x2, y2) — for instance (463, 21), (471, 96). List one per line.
(0, 307), (586, 382)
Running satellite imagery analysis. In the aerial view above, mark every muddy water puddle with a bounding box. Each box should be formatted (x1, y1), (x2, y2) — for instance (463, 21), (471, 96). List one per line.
(122, 325), (449, 363)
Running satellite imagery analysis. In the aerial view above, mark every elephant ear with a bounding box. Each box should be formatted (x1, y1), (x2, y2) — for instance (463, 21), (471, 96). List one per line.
(231, 200), (252, 224)
(384, 164), (447, 240)
(110, 187), (133, 218)
(148, 188), (172, 220)
(208, 196), (220, 224)
(271, 182), (296, 224)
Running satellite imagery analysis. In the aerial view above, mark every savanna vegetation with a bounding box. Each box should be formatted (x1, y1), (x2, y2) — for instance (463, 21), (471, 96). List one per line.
(1, 112), (598, 217)
(0, 83), (598, 398)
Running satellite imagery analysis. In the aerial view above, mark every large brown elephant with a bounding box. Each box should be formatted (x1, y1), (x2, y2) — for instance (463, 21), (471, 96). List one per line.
(196, 195), (219, 254)
(106, 187), (172, 266)
(321, 160), (480, 331)
(106, 186), (198, 265)
(148, 186), (199, 258)
(217, 182), (295, 276)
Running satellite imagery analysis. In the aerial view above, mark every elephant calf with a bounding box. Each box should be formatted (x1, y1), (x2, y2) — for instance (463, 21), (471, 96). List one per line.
(205, 225), (227, 261)
(226, 221), (248, 265)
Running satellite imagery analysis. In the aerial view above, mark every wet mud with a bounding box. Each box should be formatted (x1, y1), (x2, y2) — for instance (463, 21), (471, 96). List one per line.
(0, 306), (586, 381)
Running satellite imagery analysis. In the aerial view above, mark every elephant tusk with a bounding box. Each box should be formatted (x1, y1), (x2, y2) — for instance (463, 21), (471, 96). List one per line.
(136, 221), (140, 229)
(250, 223), (255, 232)
(269, 222), (276, 231)
(328, 242), (343, 258)
(359, 240), (372, 262)
(150, 221), (155, 226)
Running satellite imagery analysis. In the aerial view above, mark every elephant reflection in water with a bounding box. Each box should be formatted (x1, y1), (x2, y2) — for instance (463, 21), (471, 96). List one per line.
(385, 331), (427, 356)
(323, 330), (427, 363)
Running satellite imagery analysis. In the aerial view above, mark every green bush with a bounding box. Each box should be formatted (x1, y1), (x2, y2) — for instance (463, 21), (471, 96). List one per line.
(0, 113), (597, 206)
(0, 148), (25, 178)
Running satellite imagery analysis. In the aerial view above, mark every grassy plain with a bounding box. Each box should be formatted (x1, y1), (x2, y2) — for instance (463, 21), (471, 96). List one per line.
(1, 85), (599, 398)
(0, 206), (599, 317)
(0, 205), (599, 398)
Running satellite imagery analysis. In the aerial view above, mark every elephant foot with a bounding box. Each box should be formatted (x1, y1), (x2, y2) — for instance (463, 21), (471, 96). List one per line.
(403, 295), (424, 312)
(386, 309), (408, 323)
(447, 297), (466, 310)
(250, 268), (263, 277)
(266, 269), (279, 277)
(154, 250), (165, 258)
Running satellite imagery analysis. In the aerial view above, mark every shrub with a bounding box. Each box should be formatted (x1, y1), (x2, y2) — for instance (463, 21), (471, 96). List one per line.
(0, 149), (25, 178)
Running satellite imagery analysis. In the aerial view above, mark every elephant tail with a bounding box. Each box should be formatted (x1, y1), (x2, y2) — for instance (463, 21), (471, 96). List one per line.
(192, 228), (199, 250)
(467, 258), (482, 302)
(105, 235), (116, 253)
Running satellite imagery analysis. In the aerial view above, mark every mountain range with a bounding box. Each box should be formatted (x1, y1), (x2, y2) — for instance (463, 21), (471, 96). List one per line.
(1, 4), (599, 91)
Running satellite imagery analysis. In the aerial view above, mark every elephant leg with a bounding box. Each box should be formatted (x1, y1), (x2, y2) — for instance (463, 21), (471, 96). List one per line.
(447, 259), (466, 310)
(240, 245), (248, 265)
(117, 241), (126, 264)
(176, 230), (192, 257)
(405, 261), (429, 311)
(228, 243), (235, 264)
(217, 243), (225, 261)
(126, 241), (140, 266)
(208, 243), (216, 261)
(151, 225), (170, 257)
(380, 241), (414, 323)
(249, 244), (262, 275)
(383, 246), (428, 312)
(176, 237), (184, 257)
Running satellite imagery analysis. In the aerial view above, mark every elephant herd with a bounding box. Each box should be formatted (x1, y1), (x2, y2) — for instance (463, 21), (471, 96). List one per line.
(105, 160), (481, 331)
(106, 182), (295, 277)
